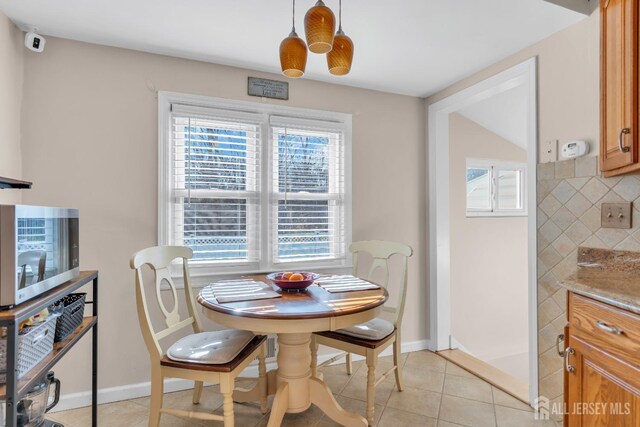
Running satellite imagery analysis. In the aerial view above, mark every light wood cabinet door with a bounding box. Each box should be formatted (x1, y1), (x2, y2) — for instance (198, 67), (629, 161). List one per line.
(566, 335), (640, 426)
(600, 0), (638, 175)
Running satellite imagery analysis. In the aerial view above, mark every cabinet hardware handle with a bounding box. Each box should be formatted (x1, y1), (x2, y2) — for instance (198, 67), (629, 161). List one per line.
(556, 334), (565, 357)
(619, 128), (631, 153)
(564, 347), (575, 373)
(596, 320), (623, 335)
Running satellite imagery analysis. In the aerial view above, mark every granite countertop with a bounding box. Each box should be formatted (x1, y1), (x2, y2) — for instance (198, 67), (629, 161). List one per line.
(560, 268), (640, 315)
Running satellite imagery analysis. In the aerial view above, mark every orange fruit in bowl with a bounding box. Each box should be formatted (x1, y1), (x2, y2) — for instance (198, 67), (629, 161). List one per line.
(281, 272), (294, 280)
(289, 273), (304, 281)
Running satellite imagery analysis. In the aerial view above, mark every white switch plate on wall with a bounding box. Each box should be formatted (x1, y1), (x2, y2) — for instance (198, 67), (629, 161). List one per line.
(541, 139), (558, 163)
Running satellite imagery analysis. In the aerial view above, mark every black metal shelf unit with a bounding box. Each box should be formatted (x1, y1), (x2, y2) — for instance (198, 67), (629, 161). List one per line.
(0, 271), (98, 427)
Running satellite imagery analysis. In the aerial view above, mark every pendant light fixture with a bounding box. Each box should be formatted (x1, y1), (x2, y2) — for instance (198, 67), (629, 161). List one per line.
(327, 0), (353, 76)
(304, 0), (336, 54)
(280, 0), (308, 78)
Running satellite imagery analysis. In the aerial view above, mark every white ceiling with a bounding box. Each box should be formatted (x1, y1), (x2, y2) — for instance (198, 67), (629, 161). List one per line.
(0, 0), (584, 97)
(458, 84), (529, 150)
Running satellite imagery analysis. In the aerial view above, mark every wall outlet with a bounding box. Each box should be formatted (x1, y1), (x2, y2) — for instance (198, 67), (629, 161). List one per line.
(541, 140), (558, 163)
(601, 202), (632, 229)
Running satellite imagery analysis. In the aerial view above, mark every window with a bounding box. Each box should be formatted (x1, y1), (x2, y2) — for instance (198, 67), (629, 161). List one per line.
(17, 218), (57, 273)
(466, 159), (526, 217)
(159, 93), (351, 276)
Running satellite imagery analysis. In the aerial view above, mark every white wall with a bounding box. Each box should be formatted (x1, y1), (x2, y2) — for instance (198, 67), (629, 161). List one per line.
(18, 37), (427, 399)
(0, 10), (23, 204)
(448, 113), (529, 365)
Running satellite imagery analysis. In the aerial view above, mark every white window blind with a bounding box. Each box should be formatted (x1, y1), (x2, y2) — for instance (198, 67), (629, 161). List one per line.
(17, 218), (56, 272)
(270, 122), (345, 263)
(466, 159), (527, 217)
(169, 106), (262, 265)
(160, 94), (351, 276)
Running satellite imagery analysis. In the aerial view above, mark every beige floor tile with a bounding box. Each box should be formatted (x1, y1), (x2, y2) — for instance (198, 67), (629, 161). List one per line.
(444, 362), (478, 379)
(341, 372), (397, 406)
(492, 386), (532, 412)
(322, 359), (364, 374)
(130, 386), (224, 414)
(378, 407), (438, 427)
(354, 354), (406, 379)
(405, 350), (447, 372)
(438, 421), (466, 427)
(316, 395), (384, 426)
(319, 362), (361, 395)
(321, 370), (353, 396)
(402, 364), (445, 393)
(443, 374), (493, 403)
(323, 359), (365, 376)
(255, 403), (323, 427)
(495, 405), (556, 427)
(47, 350), (557, 427)
(438, 395), (496, 427)
(386, 386), (441, 418)
(48, 399), (204, 427)
(196, 401), (268, 426)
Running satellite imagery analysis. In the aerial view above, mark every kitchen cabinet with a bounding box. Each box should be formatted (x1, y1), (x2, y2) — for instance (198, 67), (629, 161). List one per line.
(564, 292), (640, 425)
(600, 0), (639, 176)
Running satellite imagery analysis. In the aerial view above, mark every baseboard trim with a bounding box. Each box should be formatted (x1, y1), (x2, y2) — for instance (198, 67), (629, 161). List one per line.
(51, 339), (429, 413)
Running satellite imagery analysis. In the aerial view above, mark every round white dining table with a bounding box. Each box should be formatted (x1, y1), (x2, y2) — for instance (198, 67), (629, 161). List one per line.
(198, 274), (388, 427)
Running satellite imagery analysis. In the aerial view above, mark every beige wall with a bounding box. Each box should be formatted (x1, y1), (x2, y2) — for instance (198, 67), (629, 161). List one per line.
(19, 37), (427, 397)
(448, 114), (529, 365)
(0, 10), (23, 204)
(427, 12), (599, 159)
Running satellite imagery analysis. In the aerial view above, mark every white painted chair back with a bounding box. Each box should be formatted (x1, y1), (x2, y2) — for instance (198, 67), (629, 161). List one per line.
(130, 246), (203, 363)
(350, 240), (413, 329)
(18, 250), (47, 284)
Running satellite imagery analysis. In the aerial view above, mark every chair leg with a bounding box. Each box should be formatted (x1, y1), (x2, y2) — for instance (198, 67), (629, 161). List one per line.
(365, 353), (376, 426)
(310, 335), (318, 378)
(258, 342), (268, 414)
(346, 352), (353, 375)
(193, 381), (204, 404)
(220, 375), (235, 427)
(149, 368), (163, 427)
(393, 336), (404, 392)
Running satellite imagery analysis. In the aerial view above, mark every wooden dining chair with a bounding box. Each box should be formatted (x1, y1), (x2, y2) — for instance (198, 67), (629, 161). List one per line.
(310, 240), (413, 426)
(130, 246), (268, 427)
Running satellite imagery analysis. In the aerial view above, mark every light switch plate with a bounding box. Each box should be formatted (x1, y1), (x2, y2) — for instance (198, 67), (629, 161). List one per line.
(601, 202), (632, 229)
(541, 140), (558, 163)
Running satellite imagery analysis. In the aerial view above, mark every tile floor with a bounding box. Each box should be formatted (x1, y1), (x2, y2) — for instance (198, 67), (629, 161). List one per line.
(48, 351), (560, 427)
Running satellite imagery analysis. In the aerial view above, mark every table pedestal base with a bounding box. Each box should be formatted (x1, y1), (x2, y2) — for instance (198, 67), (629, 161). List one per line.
(234, 332), (367, 427)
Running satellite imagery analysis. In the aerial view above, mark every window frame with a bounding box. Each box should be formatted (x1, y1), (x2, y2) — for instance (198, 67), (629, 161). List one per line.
(158, 92), (353, 280)
(465, 158), (527, 218)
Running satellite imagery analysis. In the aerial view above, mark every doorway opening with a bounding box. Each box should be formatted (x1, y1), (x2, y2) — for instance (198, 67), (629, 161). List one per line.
(427, 58), (538, 404)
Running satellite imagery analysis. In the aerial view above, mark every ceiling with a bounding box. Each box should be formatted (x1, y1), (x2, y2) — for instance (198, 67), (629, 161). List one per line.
(0, 0), (585, 97)
(458, 84), (529, 150)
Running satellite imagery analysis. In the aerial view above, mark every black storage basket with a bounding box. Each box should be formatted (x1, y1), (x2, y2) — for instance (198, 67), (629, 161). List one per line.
(53, 293), (86, 342)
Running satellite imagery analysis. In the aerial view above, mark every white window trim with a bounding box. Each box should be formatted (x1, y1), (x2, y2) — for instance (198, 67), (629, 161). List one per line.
(158, 91), (353, 280)
(466, 158), (528, 218)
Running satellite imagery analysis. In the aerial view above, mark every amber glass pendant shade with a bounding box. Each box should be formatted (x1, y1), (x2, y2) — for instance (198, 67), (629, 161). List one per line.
(280, 31), (308, 78)
(304, 0), (336, 54)
(327, 30), (353, 76)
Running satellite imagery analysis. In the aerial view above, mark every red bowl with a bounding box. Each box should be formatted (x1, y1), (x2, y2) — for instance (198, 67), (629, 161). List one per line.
(266, 272), (320, 292)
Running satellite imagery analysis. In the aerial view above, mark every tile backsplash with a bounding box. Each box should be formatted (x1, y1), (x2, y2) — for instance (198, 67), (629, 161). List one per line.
(536, 156), (640, 420)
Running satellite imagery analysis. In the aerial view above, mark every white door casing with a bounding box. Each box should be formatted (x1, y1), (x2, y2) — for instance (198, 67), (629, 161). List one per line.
(426, 57), (539, 404)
